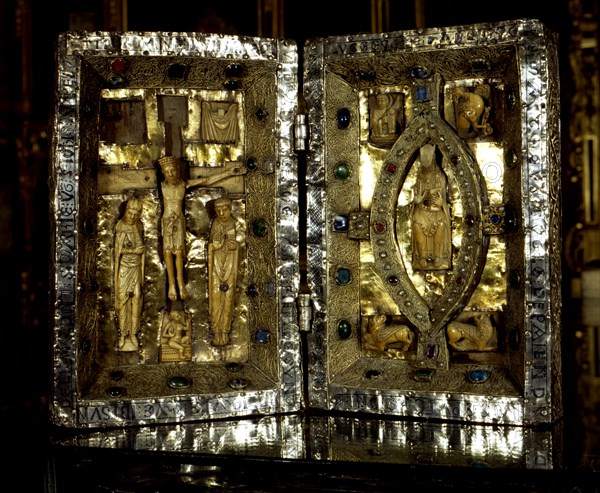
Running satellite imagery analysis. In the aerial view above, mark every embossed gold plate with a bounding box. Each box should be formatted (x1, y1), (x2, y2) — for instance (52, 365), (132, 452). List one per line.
(50, 19), (562, 428)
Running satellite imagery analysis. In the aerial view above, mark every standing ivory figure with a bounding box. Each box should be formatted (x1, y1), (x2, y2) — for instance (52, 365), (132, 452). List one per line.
(208, 197), (239, 346)
(114, 198), (145, 351)
(411, 143), (452, 270)
(158, 155), (246, 301)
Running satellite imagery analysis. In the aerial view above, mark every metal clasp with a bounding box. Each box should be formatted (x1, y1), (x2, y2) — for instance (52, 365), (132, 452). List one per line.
(298, 293), (312, 332)
(294, 113), (308, 152)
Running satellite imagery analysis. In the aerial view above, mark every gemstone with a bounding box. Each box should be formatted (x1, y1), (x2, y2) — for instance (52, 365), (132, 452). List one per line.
(509, 270), (522, 289)
(219, 283), (229, 292)
(224, 79), (240, 90)
(254, 329), (271, 343)
(255, 108), (268, 121)
(111, 58), (126, 73)
(413, 369), (433, 382)
(470, 59), (490, 71)
(365, 369), (382, 380)
(333, 214), (349, 231)
(491, 214), (501, 224)
(107, 75), (125, 87)
(334, 162), (350, 180)
(505, 148), (517, 168)
(505, 208), (517, 231)
(355, 70), (375, 81)
(81, 338), (91, 354)
(455, 276), (464, 285)
(426, 344), (437, 358)
(337, 320), (352, 339)
(465, 214), (475, 226)
(252, 218), (268, 237)
(416, 85), (429, 101)
(386, 162), (397, 173)
(225, 63), (244, 78)
(168, 376), (191, 389)
(246, 284), (258, 296)
(107, 386), (124, 397)
(374, 221), (386, 233)
(226, 362), (242, 372)
(337, 108), (351, 129)
(468, 369), (490, 383)
(387, 275), (399, 285)
(229, 378), (248, 389)
(336, 268), (351, 285)
(410, 66), (430, 79)
(167, 63), (187, 80)
(246, 157), (257, 170)
(110, 370), (124, 381)
(450, 155), (459, 166)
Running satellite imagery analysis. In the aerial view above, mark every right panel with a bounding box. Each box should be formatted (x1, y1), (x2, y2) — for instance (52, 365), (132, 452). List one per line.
(304, 19), (561, 425)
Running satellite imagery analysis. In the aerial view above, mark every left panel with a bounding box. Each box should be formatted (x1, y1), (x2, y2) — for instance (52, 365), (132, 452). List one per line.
(49, 31), (301, 428)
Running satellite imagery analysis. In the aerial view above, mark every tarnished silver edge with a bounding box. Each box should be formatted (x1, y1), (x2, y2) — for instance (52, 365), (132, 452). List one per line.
(304, 19), (561, 425)
(50, 33), (81, 428)
(52, 414), (306, 460)
(518, 20), (562, 424)
(309, 414), (558, 469)
(50, 32), (302, 428)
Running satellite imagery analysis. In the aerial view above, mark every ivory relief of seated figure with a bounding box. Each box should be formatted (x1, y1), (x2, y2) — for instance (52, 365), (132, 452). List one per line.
(446, 313), (498, 352)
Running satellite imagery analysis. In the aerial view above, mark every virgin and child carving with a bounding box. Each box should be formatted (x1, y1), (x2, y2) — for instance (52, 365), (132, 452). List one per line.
(411, 143), (452, 270)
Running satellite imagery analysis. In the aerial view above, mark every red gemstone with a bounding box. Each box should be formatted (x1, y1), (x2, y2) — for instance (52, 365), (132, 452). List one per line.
(386, 162), (397, 173)
(374, 221), (386, 233)
(111, 58), (127, 74)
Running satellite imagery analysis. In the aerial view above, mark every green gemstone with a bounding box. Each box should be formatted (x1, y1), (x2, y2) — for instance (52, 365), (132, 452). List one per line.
(252, 218), (268, 237)
(334, 162), (350, 180)
(168, 376), (191, 389)
(337, 319), (352, 339)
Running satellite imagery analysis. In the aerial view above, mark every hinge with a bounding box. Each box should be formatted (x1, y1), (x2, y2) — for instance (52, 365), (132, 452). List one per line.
(294, 113), (308, 152)
(297, 293), (312, 332)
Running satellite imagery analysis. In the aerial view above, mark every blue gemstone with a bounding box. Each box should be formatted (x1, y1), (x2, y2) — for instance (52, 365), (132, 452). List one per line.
(410, 66), (430, 79)
(254, 329), (271, 344)
(337, 108), (351, 129)
(336, 268), (351, 285)
(491, 214), (501, 224)
(333, 214), (349, 231)
(468, 369), (490, 383)
(416, 86), (429, 101)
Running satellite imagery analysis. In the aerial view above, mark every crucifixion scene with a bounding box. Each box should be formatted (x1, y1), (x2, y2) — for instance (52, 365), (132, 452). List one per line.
(94, 88), (250, 365)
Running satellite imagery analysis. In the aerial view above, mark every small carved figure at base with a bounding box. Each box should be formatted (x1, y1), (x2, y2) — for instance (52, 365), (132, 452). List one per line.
(160, 310), (193, 362)
(446, 313), (497, 352)
(362, 314), (414, 352)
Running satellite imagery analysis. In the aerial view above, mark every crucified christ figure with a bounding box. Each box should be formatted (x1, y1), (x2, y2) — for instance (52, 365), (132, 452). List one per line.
(158, 155), (246, 301)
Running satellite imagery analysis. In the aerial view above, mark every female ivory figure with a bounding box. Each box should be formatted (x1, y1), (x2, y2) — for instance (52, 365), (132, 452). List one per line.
(114, 198), (145, 351)
(411, 143), (452, 270)
(208, 197), (239, 346)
